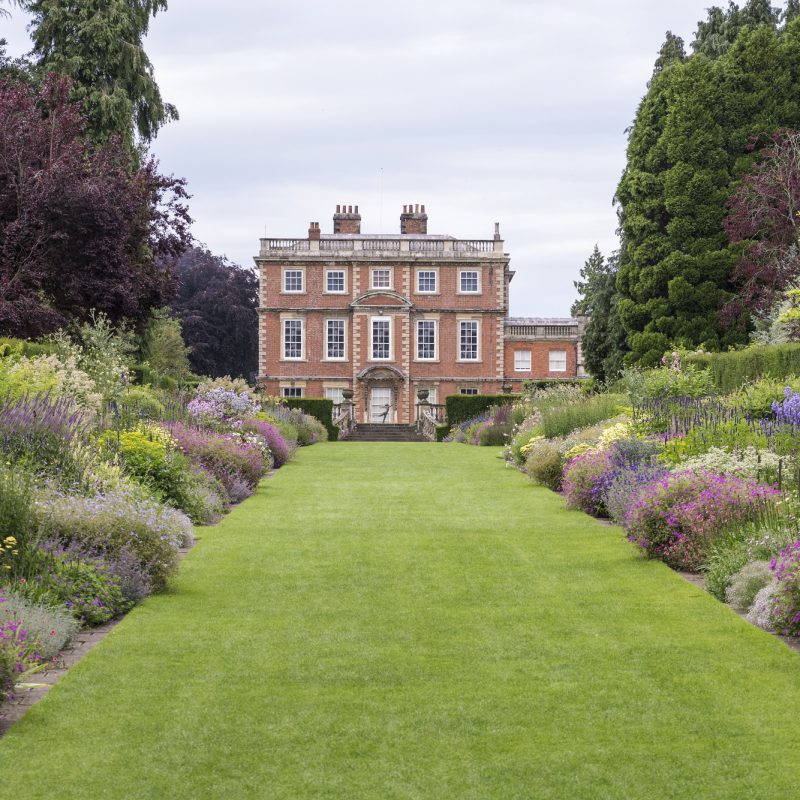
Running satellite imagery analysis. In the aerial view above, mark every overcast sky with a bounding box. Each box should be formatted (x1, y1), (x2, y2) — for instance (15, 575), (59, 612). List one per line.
(2, 1), (710, 316)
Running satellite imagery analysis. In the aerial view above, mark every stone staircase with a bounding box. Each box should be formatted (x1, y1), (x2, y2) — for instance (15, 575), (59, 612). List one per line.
(346, 423), (429, 442)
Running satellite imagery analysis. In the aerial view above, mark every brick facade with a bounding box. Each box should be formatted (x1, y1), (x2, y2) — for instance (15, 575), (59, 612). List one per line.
(256, 207), (584, 423)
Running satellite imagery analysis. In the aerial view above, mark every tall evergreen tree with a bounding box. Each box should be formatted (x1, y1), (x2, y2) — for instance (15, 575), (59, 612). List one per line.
(615, 5), (800, 365)
(23, 0), (177, 149)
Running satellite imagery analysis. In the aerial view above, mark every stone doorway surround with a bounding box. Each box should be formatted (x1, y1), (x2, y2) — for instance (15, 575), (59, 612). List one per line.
(356, 365), (407, 424)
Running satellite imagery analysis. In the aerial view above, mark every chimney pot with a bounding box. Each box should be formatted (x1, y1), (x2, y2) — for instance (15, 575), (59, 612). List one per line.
(336, 204), (340, 213)
(355, 205), (358, 214)
(415, 204), (419, 213)
(421, 204), (425, 213)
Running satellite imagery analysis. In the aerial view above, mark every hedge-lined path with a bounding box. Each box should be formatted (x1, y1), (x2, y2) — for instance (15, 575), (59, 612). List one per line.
(1, 443), (799, 799)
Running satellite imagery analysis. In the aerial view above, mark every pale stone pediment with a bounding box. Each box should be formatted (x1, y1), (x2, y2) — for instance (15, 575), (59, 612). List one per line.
(351, 290), (412, 309)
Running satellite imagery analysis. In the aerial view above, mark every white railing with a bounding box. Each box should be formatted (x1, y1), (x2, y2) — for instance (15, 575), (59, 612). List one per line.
(454, 240), (494, 252)
(409, 240), (444, 252)
(362, 239), (401, 251)
(320, 240), (352, 251)
(262, 239), (309, 251)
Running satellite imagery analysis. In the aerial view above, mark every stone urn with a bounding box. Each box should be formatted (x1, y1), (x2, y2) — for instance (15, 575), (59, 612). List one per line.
(416, 388), (430, 402)
(341, 389), (354, 401)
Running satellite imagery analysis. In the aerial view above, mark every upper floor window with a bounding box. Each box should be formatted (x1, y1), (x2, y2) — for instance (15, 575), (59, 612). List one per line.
(283, 319), (303, 359)
(371, 318), (391, 360)
(326, 270), (346, 293)
(284, 270), (303, 293)
(459, 387), (479, 395)
(281, 386), (303, 398)
(326, 319), (346, 360)
(371, 269), (392, 289)
(460, 270), (480, 293)
(459, 320), (479, 361)
(549, 350), (567, 372)
(514, 351), (532, 371)
(417, 270), (437, 293)
(417, 320), (437, 360)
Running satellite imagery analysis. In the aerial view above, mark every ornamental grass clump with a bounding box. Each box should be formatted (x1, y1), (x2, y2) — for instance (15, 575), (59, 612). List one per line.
(624, 471), (780, 572)
(769, 542), (800, 635)
(562, 449), (613, 516)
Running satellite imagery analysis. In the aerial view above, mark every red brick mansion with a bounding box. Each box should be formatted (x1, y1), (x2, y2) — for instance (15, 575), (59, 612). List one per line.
(256, 205), (585, 424)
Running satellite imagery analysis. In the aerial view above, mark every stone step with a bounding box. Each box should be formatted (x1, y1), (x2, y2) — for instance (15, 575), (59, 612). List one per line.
(346, 424), (428, 442)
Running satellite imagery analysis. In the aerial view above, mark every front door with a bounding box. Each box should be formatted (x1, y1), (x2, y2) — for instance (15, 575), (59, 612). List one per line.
(370, 387), (393, 423)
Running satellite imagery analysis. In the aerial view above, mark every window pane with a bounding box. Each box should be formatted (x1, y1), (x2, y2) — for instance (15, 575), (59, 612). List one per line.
(326, 319), (345, 359)
(459, 387), (478, 395)
(324, 387), (345, 404)
(326, 270), (345, 292)
(372, 269), (391, 288)
(417, 320), (436, 359)
(459, 321), (478, 360)
(284, 320), (302, 358)
(372, 319), (390, 359)
(418, 271), (436, 292)
(284, 270), (303, 292)
(460, 271), (479, 292)
(514, 351), (531, 371)
(281, 387), (303, 397)
(549, 350), (567, 371)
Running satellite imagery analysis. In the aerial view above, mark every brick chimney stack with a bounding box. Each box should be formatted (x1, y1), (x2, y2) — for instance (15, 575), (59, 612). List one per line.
(308, 221), (320, 241)
(333, 204), (361, 234)
(400, 203), (427, 234)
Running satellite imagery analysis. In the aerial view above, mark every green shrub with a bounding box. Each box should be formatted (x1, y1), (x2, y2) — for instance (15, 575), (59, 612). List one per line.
(622, 365), (715, 403)
(0, 336), (58, 358)
(116, 386), (166, 425)
(704, 534), (751, 601)
(523, 438), (564, 491)
(284, 397), (338, 439)
(435, 424), (449, 441)
(726, 561), (773, 612)
(728, 376), (800, 419)
(478, 422), (513, 446)
(684, 344), (800, 393)
(0, 465), (40, 579)
(539, 394), (624, 439)
(444, 394), (519, 425)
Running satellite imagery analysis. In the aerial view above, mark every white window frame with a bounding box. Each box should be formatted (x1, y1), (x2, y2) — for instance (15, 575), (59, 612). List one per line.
(416, 319), (437, 361)
(325, 318), (346, 361)
(282, 319), (304, 361)
(370, 316), (392, 361)
(281, 386), (303, 398)
(324, 386), (345, 405)
(458, 319), (480, 362)
(459, 270), (481, 294)
(371, 268), (392, 289)
(459, 387), (479, 395)
(283, 269), (304, 293)
(514, 350), (532, 372)
(549, 349), (567, 373)
(416, 269), (438, 294)
(325, 269), (346, 294)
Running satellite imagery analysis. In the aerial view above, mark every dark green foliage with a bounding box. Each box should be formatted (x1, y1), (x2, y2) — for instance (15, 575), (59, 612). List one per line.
(615, 8), (800, 366)
(684, 343), (800, 391)
(24, 0), (177, 149)
(522, 379), (588, 392)
(284, 397), (338, 441)
(444, 394), (519, 425)
(435, 424), (450, 441)
(571, 247), (628, 381)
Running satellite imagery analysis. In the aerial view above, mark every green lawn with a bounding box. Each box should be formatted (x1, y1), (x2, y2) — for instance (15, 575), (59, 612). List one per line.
(1, 443), (799, 799)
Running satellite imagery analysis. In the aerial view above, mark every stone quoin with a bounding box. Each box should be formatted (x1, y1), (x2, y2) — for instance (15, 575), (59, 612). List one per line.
(255, 205), (586, 424)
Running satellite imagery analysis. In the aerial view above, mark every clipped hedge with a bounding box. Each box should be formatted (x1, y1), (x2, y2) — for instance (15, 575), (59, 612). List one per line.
(0, 337), (58, 359)
(444, 393), (519, 425)
(284, 397), (339, 441)
(435, 424), (450, 442)
(522, 378), (591, 392)
(684, 345), (800, 393)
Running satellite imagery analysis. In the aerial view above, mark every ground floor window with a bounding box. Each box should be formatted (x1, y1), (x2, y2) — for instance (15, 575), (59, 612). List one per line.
(281, 386), (303, 398)
(514, 350), (532, 371)
(459, 387), (479, 395)
(324, 387), (345, 404)
(549, 350), (567, 372)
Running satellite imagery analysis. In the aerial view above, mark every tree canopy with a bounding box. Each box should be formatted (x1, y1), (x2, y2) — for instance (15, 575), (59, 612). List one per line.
(613, 3), (800, 366)
(168, 246), (259, 381)
(22, 0), (177, 149)
(0, 75), (191, 338)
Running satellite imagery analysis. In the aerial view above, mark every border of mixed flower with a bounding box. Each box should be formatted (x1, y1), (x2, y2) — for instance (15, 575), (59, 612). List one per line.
(0, 332), (328, 701)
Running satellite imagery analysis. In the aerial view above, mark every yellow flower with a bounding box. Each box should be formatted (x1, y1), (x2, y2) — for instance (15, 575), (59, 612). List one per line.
(3, 536), (16, 546)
